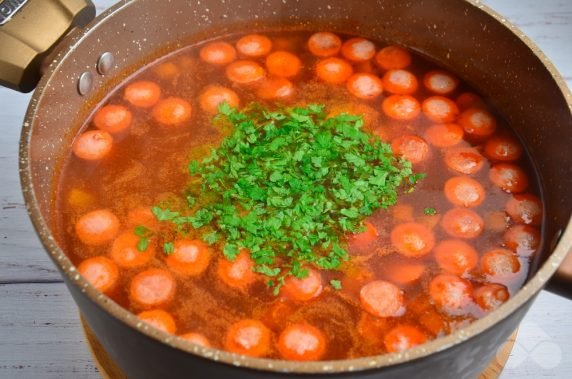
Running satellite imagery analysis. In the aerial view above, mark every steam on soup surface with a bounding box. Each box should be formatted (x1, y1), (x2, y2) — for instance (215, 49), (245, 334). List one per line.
(55, 30), (543, 361)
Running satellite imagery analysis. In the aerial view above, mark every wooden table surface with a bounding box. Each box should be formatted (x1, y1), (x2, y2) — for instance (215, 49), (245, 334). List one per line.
(1, 0), (571, 378)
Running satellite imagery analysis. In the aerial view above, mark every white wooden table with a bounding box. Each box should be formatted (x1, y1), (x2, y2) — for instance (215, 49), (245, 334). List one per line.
(1, 0), (571, 378)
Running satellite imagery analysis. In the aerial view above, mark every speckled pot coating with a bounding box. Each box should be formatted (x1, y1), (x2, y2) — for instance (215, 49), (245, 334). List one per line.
(19, 0), (572, 378)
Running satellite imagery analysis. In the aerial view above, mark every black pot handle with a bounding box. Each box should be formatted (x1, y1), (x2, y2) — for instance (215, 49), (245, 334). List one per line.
(0, 0), (95, 93)
(545, 252), (572, 299)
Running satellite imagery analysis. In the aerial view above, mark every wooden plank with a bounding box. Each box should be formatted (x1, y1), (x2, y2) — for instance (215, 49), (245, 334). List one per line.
(0, 89), (61, 283)
(0, 282), (99, 378)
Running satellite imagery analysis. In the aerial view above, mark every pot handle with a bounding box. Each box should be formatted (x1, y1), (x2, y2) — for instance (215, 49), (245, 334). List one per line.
(546, 250), (572, 299)
(0, 0), (95, 93)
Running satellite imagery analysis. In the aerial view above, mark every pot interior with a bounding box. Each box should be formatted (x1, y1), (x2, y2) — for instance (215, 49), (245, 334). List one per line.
(21, 0), (572, 373)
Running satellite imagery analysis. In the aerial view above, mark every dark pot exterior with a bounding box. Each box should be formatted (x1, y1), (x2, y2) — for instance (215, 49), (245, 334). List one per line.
(18, 0), (572, 378)
(67, 274), (534, 378)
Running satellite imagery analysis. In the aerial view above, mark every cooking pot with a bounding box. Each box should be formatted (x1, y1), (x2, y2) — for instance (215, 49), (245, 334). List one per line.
(2, 0), (572, 378)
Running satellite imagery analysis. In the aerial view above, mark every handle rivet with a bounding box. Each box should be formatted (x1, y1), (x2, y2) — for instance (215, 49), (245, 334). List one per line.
(96, 52), (115, 75)
(77, 71), (93, 96)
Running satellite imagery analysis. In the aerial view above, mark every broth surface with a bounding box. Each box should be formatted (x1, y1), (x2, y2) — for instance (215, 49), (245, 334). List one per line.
(54, 30), (543, 360)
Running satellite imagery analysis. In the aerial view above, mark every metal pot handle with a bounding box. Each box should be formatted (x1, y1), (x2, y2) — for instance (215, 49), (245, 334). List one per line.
(0, 0), (95, 93)
(546, 251), (572, 299)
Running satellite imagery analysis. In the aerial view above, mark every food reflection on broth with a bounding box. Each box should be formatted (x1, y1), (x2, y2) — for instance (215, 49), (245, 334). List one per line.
(55, 30), (543, 361)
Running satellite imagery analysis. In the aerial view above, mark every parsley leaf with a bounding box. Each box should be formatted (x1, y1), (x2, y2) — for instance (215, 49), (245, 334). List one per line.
(163, 242), (175, 255)
(203, 231), (219, 245)
(223, 244), (240, 261)
(134, 225), (151, 237)
(152, 206), (180, 222)
(137, 238), (149, 252)
(424, 207), (437, 216)
(330, 279), (342, 290)
(134, 225), (154, 252)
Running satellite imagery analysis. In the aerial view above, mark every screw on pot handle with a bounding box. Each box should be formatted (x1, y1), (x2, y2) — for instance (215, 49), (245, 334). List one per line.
(0, 0), (95, 93)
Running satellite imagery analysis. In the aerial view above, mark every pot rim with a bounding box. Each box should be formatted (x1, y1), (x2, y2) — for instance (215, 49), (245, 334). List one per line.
(19, 0), (572, 374)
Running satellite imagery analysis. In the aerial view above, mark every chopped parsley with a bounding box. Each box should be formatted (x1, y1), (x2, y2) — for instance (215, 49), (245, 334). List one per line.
(330, 279), (343, 290)
(133, 225), (153, 252)
(162, 242), (175, 255)
(150, 103), (422, 290)
(424, 207), (437, 216)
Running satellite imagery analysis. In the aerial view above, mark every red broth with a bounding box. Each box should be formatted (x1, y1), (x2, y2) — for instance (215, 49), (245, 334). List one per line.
(54, 31), (543, 360)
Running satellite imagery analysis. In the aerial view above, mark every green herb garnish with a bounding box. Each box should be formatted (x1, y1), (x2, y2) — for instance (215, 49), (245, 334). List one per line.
(330, 279), (343, 290)
(424, 207), (437, 216)
(134, 225), (153, 252)
(163, 242), (175, 255)
(152, 103), (421, 289)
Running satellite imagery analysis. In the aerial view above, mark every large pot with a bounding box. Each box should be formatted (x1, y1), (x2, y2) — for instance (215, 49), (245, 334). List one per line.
(2, 0), (571, 378)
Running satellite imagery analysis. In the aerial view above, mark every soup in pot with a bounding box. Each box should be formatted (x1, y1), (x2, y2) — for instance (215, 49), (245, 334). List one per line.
(54, 30), (543, 361)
